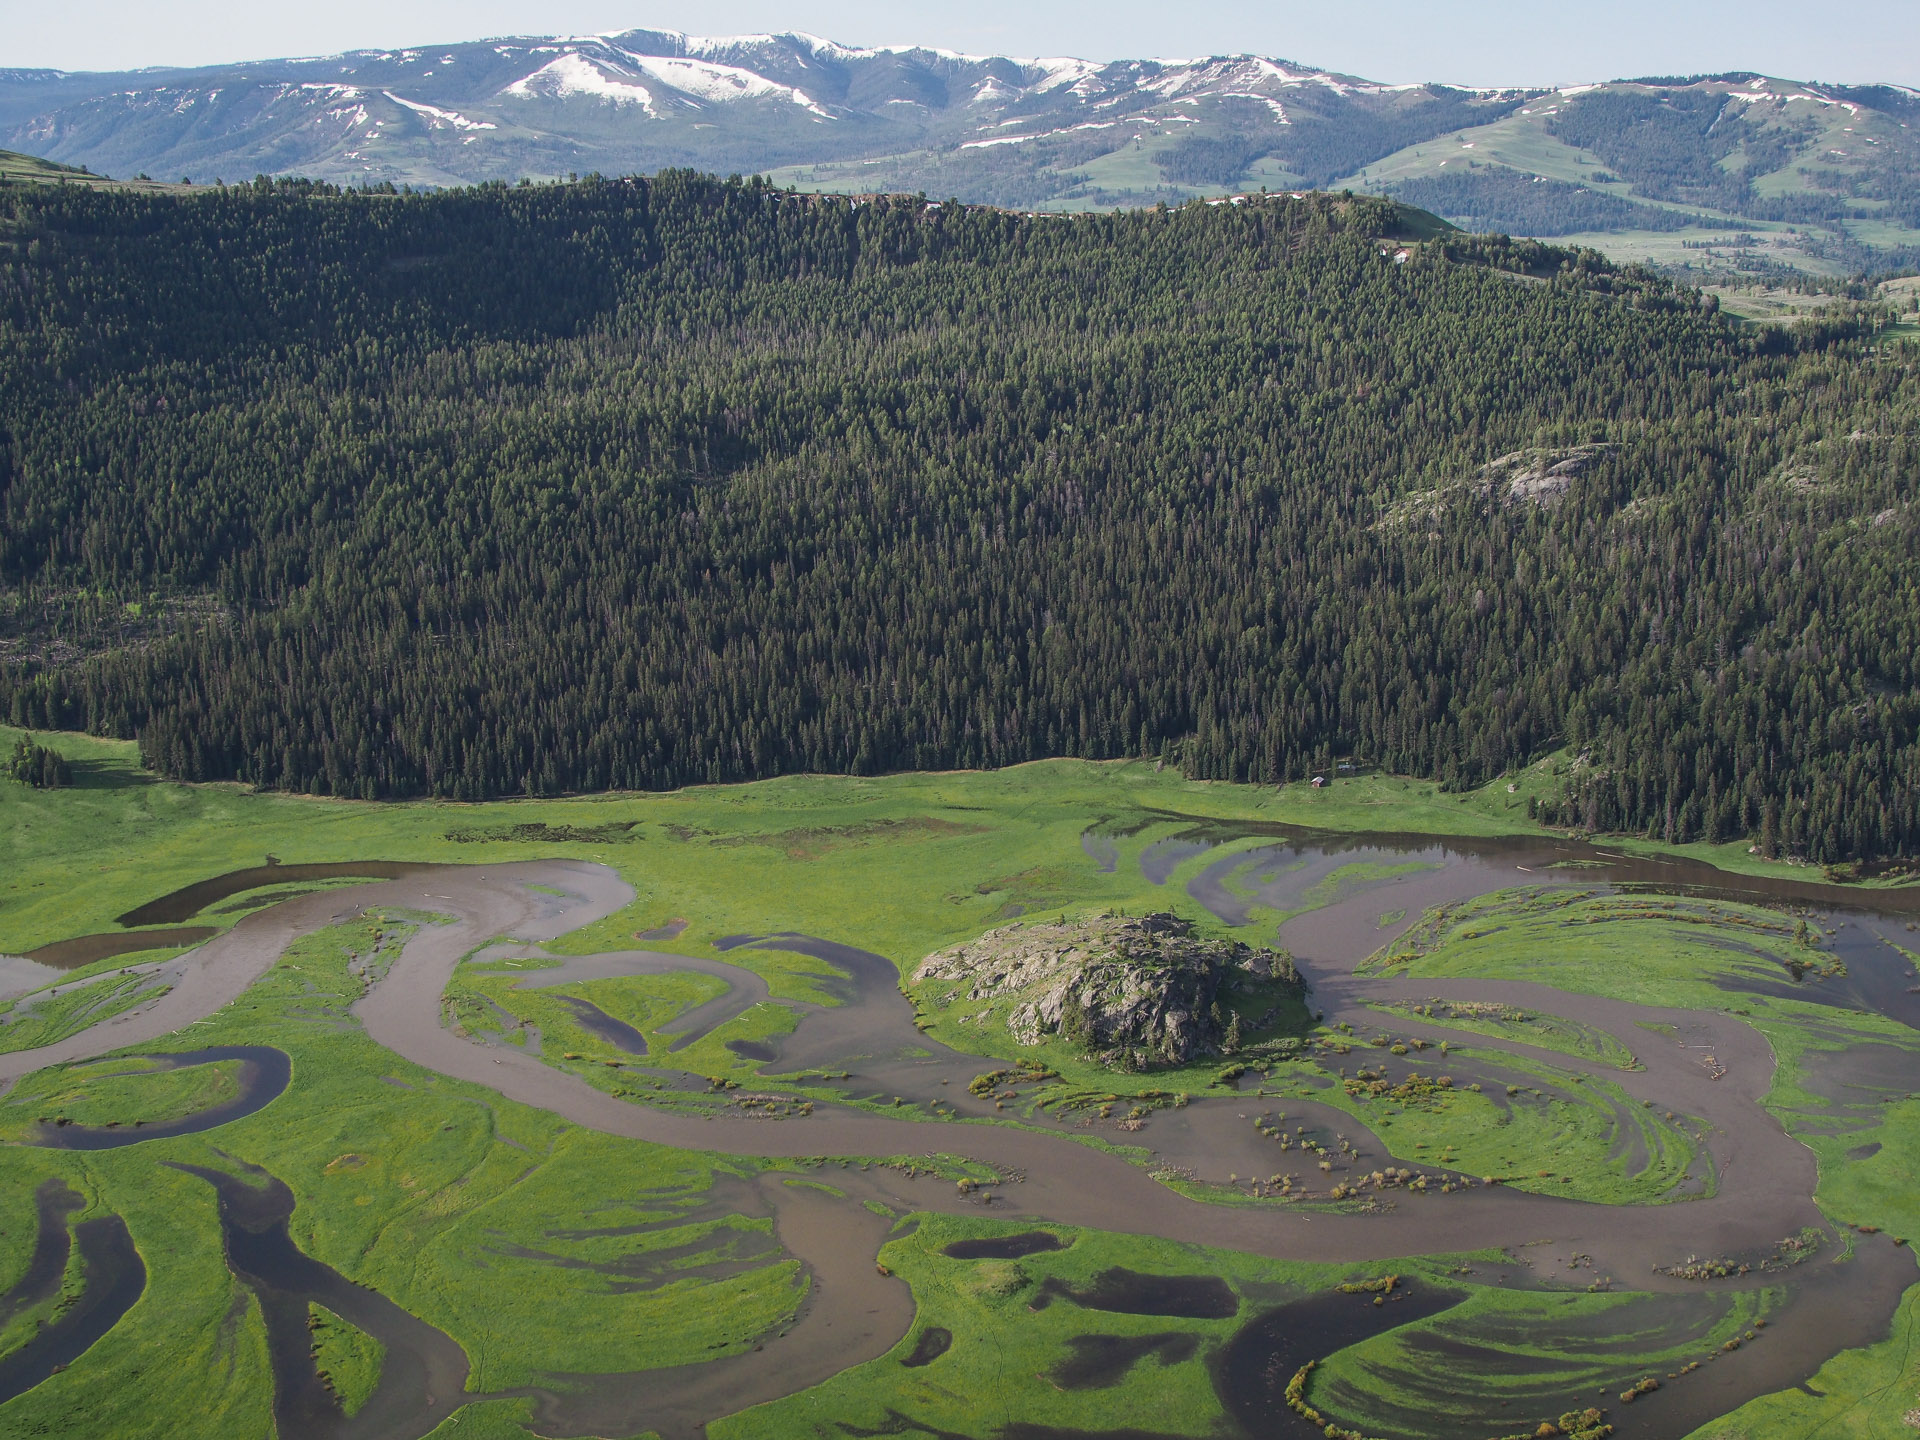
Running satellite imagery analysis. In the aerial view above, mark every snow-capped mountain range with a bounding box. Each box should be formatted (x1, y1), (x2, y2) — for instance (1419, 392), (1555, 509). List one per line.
(4, 27), (1917, 247)
(0, 29), (1522, 201)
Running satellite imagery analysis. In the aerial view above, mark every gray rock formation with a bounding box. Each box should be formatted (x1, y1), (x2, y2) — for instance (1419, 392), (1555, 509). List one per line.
(914, 912), (1300, 1070)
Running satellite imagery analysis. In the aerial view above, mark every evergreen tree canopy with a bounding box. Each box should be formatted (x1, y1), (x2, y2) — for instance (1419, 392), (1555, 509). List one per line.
(1, 173), (1915, 862)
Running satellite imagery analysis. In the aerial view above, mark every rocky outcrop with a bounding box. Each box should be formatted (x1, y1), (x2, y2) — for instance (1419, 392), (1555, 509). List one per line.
(914, 912), (1300, 1070)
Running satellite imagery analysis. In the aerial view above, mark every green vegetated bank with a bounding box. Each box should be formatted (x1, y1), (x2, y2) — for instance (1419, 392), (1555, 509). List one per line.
(718, 1212), (1768, 1440)
(1365, 887), (1840, 1008)
(1362, 884), (1920, 1437)
(1370, 999), (1644, 1071)
(0, 176), (1917, 860)
(0, 1055), (244, 1140)
(0, 968), (175, 1055)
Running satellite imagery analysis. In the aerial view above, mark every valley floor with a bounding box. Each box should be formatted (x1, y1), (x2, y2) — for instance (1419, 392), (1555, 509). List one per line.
(1, 733), (1917, 1439)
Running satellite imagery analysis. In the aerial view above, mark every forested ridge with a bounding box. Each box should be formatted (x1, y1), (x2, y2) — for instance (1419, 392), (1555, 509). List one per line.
(1384, 172), (1693, 238)
(1, 173), (1916, 862)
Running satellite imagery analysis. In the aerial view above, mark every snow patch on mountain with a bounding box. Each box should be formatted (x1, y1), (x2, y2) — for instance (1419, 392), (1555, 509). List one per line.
(503, 55), (656, 113)
(1027, 58), (1105, 94)
(616, 53), (831, 116)
(384, 93), (496, 130)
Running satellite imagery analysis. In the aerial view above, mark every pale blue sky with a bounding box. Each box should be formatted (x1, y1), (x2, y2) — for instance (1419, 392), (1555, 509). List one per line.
(8, 0), (1917, 87)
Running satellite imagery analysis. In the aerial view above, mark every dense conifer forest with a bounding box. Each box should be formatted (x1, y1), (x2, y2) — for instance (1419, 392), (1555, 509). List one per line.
(0, 172), (1916, 861)
(1384, 171), (1692, 237)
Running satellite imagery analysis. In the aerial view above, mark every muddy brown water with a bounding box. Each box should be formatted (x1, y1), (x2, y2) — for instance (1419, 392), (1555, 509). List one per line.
(1051, 1332), (1200, 1390)
(115, 862), (436, 927)
(1215, 1286), (1467, 1438)
(552, 997), (648, 1055)
(0, 1180), (85, 1329)
(901, 1327), (952, 1368)
(21, 927), (217, 971)
(1032, 1268), (1239, 1320)
(2, 829), (1919, 1437)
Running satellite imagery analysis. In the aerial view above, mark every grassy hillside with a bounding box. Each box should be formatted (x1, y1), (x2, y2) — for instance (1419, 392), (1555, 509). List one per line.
(0, 148), (187, 194)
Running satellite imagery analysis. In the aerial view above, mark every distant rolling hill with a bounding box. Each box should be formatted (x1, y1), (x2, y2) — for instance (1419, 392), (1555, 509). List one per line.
(4, 33), (1919, 274)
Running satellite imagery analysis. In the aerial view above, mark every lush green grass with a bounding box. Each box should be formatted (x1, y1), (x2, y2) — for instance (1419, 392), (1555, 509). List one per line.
(5, 726), (1858, 969)
(715, 1212), (1329, 1438)
(0, 1056), (243, 1141)
(0, 1156), (278, 1436)
(1255, 1043), (1703, 1205)
(1362, 887), (1831, 1008)
(718, 1212), (1764, 1440)
(310, 1303), (385, 1417)
(452, 950), (819, 1112)
(1370, 1000), (1644, 1071)
(1358, 883), (1920, 1440)
(5, 731), (1920, 1436)
(0, 968), (177, 1055)
(1318, 1283), (1772, 1438)
(0, 1182), (90, 1364)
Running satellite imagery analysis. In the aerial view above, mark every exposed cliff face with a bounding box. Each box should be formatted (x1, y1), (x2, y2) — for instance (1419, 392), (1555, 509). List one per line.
(913, 912), (1301, 1070)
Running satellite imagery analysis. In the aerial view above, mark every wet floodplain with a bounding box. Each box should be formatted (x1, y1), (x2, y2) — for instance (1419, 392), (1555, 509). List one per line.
(5, 760), (1920, 1439)
(170, 1160), (470, 1440)
(20, 1046), (291, 1149)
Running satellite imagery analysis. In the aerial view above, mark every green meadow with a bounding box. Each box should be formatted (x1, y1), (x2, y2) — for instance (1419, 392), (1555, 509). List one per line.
(0, 1055), (244, 1140)
(1363, 887), (1837, 1008)
(0, 725), (1822, 967)
(1258, 1044), (1706, 1205)
(1313, 1283), (1773, 1437)
(309, 1302), (385, 1417)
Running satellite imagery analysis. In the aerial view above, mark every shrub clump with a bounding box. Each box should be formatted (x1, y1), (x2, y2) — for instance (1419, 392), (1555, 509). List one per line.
(5, 734), (70, 789)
